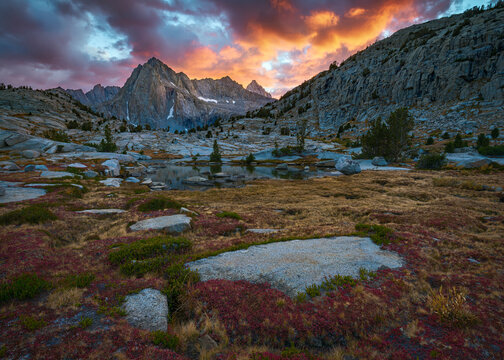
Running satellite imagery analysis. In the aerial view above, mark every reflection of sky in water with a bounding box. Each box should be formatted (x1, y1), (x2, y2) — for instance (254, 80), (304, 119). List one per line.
(149, 164), (337, 190)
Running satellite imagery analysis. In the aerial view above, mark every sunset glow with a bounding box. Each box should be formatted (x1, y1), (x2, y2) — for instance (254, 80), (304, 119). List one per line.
(0, 0), (491, 96)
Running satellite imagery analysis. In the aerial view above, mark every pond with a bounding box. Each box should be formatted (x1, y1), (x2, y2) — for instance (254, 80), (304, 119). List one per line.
(145, 163), (338, 190)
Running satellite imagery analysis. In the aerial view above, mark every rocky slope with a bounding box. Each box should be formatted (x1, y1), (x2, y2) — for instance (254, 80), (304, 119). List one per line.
(0, 87), (110, 135)
(255, 5), (504, 135)
(94, 58), (273, 130)
(66, 84), (120, 107)
(246, 80), (272, 98)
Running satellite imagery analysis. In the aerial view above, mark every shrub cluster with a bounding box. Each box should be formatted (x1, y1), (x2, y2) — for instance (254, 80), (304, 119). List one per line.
(138, 197), (183, 212)
(0, 274), (49, 304)
(0, 205), (57, 225)
(354, 223), (394, 245)
(416, 153), (446, 170)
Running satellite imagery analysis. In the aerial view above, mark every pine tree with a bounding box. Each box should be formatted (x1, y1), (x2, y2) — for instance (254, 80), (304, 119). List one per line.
(209, 140), (221, 163)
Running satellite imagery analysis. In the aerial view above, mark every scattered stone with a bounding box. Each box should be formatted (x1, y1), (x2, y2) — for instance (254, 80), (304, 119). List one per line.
(102, 159), (121, 176)
(0, 187), (5, 197)
(276, 163), (288, 170)
(24, 164), (49, 172)
(180, 207), (198, 216)
(213, 172), (229, 178)
(40, 171), (75, 179)
(372, 157), (388, 166)
(183, 176), (211, 186)
(100, 178), (123, 188)
(141, 178), (153, 185)
(336, 158), (361, 175)
(468, 258), (480, 264)
(68, 163), (87, 169)
(77, 209), (126, 214)
(198, 335), (218, 352)
(125, 177), (140, 183)
(123, 289), (168, 332)
(22, 150), (40, 159)
(0, 187), (46, 204)
(1, 161), (21, 171)
(83, 170), (98, 178)
(246, 229), (281, 234)
(129, 214), (191, 234)
(187, 236), (403, 297)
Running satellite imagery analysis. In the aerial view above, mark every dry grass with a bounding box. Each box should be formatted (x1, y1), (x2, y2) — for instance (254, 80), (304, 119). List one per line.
(46, 288), (85, 311)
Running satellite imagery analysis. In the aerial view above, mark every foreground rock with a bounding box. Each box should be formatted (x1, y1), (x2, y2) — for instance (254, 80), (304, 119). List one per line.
(99, 178), (123, 187)
(129, 215), (191, 234)
(187, 236), (403, 297)
(102, 159), (121, 176)
(123, 289), (168, 332)
(336, 158), (361, 175)
(40, 171), (75, 179)
(0, 187), (46, 204)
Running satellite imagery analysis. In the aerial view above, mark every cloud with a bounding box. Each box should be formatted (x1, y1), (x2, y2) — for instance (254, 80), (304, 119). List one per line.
(0, 0), (464, 94)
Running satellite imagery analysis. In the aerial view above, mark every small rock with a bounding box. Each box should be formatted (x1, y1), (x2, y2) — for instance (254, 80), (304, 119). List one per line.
(24, 164), (49, 172)
(246, 229), (281, 234)
(336, 158), (361, 175)
(68, 163), (87, 169)
(468, 258), (480, 264)
(129, 214), (191, 234)
(141, 178), (153, 185)
(198, 334), (218, 352)
(123, 289), (168, 332)
(100, 178), (123, 188)
(77, 209), (126, 214)
(180, 207), (198, 216)
(83, 170), (98, 178)
(0, 187), (5, 197)
(213, 172), (229, 178)
(125, 177), (140, 183)
(22, 150), (40, 159)
(1, 161), (21, 171)
(101, 159), (121, 176)
(276, 163), (288, 170)
(372, 157), (388, 166)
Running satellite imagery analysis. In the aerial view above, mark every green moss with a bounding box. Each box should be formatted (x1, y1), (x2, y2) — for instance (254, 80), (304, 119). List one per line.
(62, 272), (95, 288)
(0, 205), (57, 225)
(354, 223), (394, 245)
(216, 211), (242, 220)
(0, 274), (49, 304)
(20, 315), (46, 331)
(79, 316), (93, 329)
(138, 197), (183, 212)
(359, 268), (377, 281)
(151, 331), (179, 350)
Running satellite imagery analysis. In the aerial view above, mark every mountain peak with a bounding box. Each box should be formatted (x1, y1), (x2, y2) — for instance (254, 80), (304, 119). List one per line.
(246, 80), (272, 98)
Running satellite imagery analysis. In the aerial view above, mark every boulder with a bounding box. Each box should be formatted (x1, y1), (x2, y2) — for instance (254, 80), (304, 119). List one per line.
(83, 170), (98, 178)
(102, 159), (121, 176)
(183, 176), (211, 186)
(372, 157), (388, 167)
(99, 178), (123, 187)
(336, 158), (361, 175)
(129, 214), (191, 234)
(461, 158), (492, 169)
(0, 187), (46, 204)
(22, 150), (40, 159)
(0, 161), (21, 171)
(123, 289), (168, 332)
(275, 163), (288, 170)
(24, 164), (49, 172)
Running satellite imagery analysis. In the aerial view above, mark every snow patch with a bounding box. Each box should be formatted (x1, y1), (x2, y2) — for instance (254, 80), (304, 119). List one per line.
(167, 106), (174, 120)
(198, 96), (218, 104)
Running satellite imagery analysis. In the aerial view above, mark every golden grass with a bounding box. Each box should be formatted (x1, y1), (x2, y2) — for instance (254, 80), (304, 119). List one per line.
(46, 288), (85, 311)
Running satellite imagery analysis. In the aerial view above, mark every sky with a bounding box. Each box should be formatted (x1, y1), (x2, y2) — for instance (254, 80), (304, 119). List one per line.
(0, 0), (494, 97)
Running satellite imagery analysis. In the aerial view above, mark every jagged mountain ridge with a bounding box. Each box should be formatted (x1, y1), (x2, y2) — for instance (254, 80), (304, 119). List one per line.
(73, 58), (273, 130)
(257, 5), (504, 133)
(246, 80), (272, 98)
(66, 84), (120, 107)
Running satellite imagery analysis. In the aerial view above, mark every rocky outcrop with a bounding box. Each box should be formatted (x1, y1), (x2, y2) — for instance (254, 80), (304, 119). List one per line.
(129, 214), (191, 234)
(246, 80), (272, 98)
(66, 84), (119, 107)
(123, 288), (168, 332)
(99, 58), (273, 130)
(263, 6), (504, 132)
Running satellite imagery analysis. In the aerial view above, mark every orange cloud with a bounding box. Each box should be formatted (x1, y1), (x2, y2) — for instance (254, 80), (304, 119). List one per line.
(305, 10), (340, 30)
(347, 8), (366, 17)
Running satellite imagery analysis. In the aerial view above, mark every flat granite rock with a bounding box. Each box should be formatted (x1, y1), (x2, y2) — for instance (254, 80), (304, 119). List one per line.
(187, 236), (403, 297)
(40, 171), (75, 179)
(0, 187), (46, 203)
(77, 209), (126, 214)
(129, 214), (191, 234)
